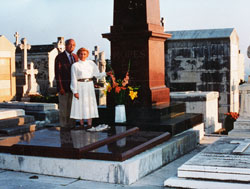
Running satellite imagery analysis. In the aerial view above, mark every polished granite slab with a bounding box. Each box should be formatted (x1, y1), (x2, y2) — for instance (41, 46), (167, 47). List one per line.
(0, 126), (171, 161)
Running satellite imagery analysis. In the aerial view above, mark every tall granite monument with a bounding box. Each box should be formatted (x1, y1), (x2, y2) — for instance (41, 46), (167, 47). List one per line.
(103, 0), (171, 107)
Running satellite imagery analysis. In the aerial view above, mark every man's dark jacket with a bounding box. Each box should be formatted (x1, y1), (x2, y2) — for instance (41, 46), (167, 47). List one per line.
(55, 51), (78, 93)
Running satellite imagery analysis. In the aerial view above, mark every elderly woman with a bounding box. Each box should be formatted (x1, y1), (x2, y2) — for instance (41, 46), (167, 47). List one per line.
(70, 48), (106, 129)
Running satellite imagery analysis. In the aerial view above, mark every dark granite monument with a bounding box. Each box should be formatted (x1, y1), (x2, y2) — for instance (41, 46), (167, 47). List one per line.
(100, 0), (203, 132)
(103, 0), (171, 106)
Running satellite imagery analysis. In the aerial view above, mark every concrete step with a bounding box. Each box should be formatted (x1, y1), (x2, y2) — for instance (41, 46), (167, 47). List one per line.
(0, 109), (25, 120)
(0, 102), (59, 123)
(0, 123), (37, 135)
(26, 109), (59, 123)
(95, 102), (187, 126)
(131, 113), (203, 135)
(0, 102), (58, 111)
(0, 115), (35, 128)
(164, 176), (250, 189)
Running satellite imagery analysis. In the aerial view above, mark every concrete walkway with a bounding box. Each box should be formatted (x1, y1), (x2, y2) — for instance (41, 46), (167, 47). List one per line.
(0, 136), (220, 189)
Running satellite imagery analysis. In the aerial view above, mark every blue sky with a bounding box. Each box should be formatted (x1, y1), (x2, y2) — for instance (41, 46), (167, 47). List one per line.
(1, 0), (250, 77)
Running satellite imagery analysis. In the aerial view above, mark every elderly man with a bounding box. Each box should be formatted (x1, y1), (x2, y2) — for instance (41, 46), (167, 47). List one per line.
(55, 39), (78, 129)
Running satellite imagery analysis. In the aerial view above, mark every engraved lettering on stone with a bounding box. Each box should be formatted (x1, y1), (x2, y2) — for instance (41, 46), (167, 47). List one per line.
(128, 0), (143, 10)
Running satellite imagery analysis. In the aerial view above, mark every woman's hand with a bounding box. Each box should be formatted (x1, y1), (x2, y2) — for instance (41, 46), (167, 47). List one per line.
(74, 93), (79, 99)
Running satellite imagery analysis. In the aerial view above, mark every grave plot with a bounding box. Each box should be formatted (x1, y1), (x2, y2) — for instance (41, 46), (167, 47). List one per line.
(0, 126), (171, 161)
(164, 137), (250, 188)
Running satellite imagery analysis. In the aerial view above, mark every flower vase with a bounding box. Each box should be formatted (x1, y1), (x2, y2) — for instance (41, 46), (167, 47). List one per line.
(224, 116), (235, 133)
(115, 104), (126, 123)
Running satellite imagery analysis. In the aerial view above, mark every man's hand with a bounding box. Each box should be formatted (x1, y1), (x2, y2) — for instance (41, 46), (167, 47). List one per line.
(74, 93), (79, 99)
(59, 88), (65, 95)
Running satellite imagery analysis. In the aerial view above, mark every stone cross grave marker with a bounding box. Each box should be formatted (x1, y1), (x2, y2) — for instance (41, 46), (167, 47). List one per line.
(92, 45), (100, 65)
(98, 51), (106, 84)
(19, 38), (31, 70)
(14, 32), (20, 46)
(25, 62), (39, 95)
(230, 139), (250, 153)
(99, 51), (106, 73)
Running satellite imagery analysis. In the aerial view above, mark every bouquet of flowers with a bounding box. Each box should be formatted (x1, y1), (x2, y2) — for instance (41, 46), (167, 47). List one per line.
(105, 61), (139, 105)
(225, 112), (239, 121)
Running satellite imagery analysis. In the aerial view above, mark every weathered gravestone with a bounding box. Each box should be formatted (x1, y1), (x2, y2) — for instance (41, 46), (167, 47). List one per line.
(16, 36), (63, 96)
(164, 137), (250, 188)
(16, 38), (32, 100)
(228, 46), (250, 137)
(17, 38), (39, 101)
(229, 80), (250, 136)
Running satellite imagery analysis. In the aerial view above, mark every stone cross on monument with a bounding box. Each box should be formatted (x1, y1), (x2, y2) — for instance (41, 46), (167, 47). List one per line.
(19, 38), (31, 70)
(92, 46), (100, 65)
(14, 32), (20, 46)
(25, 62), (39, 95)
(98, 51), (106, 84)
(231, 139), (250, 153)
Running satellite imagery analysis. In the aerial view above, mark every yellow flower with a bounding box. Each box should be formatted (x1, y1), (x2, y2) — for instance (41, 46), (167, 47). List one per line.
(129, 91), (138, 100)
(104, 82), (112, 95)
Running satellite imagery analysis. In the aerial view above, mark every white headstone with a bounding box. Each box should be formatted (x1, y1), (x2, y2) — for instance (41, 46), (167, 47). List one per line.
(229, 46), (250, 137)
(25, 62), (39, 95)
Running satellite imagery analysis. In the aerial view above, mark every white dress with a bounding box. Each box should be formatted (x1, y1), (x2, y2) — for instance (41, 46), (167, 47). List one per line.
(70, 60), (105, 119)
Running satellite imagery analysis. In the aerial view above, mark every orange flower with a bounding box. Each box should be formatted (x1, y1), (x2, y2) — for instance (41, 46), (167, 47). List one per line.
(105, 61), (139, 104)
(122, 72), (129, 86)
(112, 81), (118, 88)
(115, 86), (121, 93)
(225, 112), (239, 120)
(121, 87), (126, 90)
